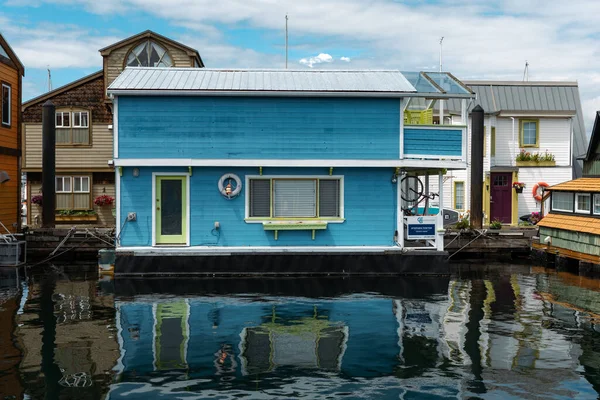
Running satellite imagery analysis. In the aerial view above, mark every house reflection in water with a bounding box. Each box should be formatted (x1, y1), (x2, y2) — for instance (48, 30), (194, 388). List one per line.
(115, 297), (403, 380)
(110, 274), (600, 398)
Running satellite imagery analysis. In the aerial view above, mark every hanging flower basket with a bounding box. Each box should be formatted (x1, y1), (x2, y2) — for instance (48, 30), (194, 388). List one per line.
(512, 182), (525, 193)
(94, 195), (115, 207)
(31, 195), (43, 206)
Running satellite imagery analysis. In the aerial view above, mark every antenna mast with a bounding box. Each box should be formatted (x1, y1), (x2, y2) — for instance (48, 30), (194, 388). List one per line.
(285, 14), (289, 69)
(523, 61), (529, 81)
(439, 37), (444, 72)
(47, 68), (52, 92)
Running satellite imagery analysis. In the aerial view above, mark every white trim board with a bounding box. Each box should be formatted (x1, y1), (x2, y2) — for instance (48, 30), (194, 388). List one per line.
(116, 245), (408, 255)
(113, 158), (467, 170)
(113, 96), (119, 158)
(151, 172), (191, 247)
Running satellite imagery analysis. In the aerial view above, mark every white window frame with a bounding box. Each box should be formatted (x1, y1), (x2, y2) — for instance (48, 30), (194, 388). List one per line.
(593, 194), (600, 215)
(575, 193), (591, 214)
(56, 176), (72, 193)
(1, 83), (10, 127)
(73, 176), (90, 193)
(55, 111), (70, 128)
(244, 175), (345, 222)
(551, 191), (574, 213)
(72, 111), (89, 128)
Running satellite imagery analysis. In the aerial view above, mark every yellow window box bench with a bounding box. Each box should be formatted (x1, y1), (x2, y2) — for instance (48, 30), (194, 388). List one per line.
(262, 221), (328, 240)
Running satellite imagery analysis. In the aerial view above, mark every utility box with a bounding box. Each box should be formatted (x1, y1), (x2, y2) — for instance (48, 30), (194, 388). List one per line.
(0, 240), (26, 266)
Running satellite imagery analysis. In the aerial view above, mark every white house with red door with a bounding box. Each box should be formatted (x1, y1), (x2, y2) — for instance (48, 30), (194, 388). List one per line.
(430, 80), (586, 226)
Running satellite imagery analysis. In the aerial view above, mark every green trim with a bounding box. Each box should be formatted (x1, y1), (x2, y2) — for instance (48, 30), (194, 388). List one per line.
(519, 119), (539, 148)
(156, 176), (187, 245)
(454, 181), (465, 211)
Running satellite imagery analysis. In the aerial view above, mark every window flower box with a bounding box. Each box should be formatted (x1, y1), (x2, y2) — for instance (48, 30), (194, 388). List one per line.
(55, 210), (98, 223)
(263, 221), (328, 240)
(515, 149), (556, 167)
(55, 214), (98, 223)
(516, 160), (556, 167)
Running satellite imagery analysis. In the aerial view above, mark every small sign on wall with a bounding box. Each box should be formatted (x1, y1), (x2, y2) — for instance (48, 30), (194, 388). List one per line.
(406, 216), (437, 240)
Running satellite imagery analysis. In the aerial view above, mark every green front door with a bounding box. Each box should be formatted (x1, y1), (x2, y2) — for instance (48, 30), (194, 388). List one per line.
(156, 176), (187, 245)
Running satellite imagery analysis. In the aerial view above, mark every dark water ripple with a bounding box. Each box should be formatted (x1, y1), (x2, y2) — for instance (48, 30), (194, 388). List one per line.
(2, 265), (600, 399)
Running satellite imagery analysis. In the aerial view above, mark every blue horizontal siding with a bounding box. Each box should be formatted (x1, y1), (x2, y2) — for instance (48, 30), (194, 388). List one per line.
(118, 167), (397, 247)
(404, 127), (462, 156)
(117, 96), (400, 160)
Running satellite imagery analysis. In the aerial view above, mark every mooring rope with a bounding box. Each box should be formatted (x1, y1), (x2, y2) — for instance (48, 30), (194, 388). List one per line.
(447, 229), (488, 260)
(84, 229), (115, 247)
(50, 227), (76, 256)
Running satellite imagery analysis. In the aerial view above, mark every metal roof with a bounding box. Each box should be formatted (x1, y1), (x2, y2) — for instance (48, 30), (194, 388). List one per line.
(108, 68), (417, 94)
(108, 68), (476, 99)
(443, 81), (587, 177)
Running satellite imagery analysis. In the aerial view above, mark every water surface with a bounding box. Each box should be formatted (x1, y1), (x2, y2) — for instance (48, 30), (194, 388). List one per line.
(2, 265), (600, 399)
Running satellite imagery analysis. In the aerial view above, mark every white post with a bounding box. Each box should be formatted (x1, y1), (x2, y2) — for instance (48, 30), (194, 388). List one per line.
(424, 173), (430, 216)
(437, 171), (445, 251)
(397, 171), (404, 249)
(461, 99), (468, 162)
(399, 98), (404, 159)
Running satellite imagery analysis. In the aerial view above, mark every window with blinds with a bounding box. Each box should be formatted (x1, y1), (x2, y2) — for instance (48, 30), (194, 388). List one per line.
(248, 177), (342, 219)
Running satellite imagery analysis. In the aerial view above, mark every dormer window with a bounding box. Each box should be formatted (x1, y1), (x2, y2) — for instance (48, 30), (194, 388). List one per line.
(126, 40), (173, 67)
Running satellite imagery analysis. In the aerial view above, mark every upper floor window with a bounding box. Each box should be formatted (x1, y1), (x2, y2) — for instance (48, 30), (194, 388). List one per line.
(56, 110), (90, 145)
(594, 194), (600, 215)
(127, 40), (173, 68)
(1, 83), (10, 127)
(551, 191), (573, 212)
(520, 119), (539, 148)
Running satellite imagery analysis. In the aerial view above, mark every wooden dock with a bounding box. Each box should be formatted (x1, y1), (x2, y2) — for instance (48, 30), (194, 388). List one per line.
(445, 227), (536, 258)
(24, 228), (114, 262)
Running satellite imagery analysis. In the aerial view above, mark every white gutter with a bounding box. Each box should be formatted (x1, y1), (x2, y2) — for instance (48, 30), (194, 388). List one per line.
(111, 158), (468, 170)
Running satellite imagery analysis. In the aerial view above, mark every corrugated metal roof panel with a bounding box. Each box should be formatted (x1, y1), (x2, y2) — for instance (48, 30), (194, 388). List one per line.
(109, 67), (422, 94)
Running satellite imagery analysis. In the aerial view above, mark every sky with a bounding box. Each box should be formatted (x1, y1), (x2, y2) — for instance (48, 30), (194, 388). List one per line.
(1, 0), (599, 133)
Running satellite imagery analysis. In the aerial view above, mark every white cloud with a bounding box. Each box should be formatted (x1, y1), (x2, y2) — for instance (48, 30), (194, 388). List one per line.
(4, 0), (600, 132)
(340, 56), (351, 62)
(299, 53), (333, 68)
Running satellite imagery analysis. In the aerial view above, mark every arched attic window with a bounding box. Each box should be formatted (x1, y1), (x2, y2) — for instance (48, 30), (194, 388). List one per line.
(126, 40), (173, 67)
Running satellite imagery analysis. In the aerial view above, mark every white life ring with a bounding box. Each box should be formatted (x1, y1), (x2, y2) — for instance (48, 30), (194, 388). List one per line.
(218, 173), (242, 198)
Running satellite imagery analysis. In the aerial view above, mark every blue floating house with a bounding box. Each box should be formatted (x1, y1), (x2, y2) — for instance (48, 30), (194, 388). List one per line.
(108, 68), (475, 274)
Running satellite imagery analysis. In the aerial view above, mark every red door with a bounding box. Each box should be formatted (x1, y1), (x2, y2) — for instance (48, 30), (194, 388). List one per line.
(490, 173), (512, 223)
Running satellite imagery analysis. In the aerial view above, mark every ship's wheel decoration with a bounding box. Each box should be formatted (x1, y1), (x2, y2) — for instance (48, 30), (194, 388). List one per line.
(218, 173), (242, 199)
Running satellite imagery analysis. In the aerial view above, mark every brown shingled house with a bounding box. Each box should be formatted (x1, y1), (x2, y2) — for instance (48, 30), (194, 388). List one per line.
(0, 33), (24, 233)
(22, 30), (204, 227)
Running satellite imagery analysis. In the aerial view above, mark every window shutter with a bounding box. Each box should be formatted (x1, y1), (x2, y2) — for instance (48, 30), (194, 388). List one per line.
(249, 179), (271, 217)
(273, 179), (316, 217)
(319, 179), (340, 217)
